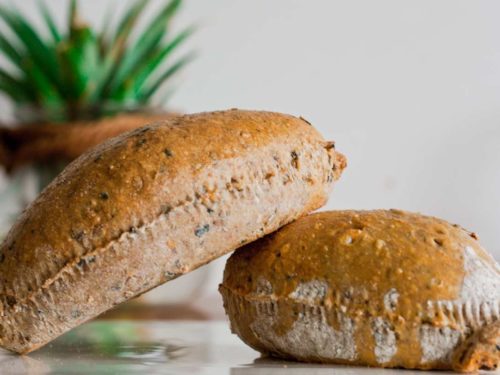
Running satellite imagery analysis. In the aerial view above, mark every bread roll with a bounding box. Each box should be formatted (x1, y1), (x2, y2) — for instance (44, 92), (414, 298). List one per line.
(0, 109), (346, 354)
(220, 210), (500, 372)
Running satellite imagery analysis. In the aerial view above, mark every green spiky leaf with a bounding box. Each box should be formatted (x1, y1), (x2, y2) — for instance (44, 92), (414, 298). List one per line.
(38, 0), (61, 42)
(0, 5), (61, 91)
(0, 32), (24, 67)
(107, 0), (182, 97)
(0, 67), (31, 102)
(139, 53), (194, 101)
(110, 0), (148, 52)
(132, 26), (194, 94)
(0, 0), (194, 123)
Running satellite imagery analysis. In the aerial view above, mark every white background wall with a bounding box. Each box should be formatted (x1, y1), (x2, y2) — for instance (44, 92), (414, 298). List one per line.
(1, 1), (499, 306)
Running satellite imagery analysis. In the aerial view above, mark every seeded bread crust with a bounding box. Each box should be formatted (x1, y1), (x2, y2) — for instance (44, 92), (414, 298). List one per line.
(220, 210), (500, 372)
(0, 109), (346, 354)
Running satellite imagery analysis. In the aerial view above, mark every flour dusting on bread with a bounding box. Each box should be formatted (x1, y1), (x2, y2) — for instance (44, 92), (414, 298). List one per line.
(221, 210), (500, 371)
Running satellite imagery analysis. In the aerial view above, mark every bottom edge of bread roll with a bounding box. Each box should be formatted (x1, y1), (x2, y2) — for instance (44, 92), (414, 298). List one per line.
(220, 286), (500, 372)
(219, 286), (461, 371)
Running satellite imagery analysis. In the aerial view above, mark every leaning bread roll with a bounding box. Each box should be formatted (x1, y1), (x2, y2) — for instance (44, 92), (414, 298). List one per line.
(0, 109), (346, 354)
(220, 210), (500, 372)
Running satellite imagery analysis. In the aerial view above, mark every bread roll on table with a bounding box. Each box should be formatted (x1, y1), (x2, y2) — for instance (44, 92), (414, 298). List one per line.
(0, 109), (346, 354)
(220, 210), (500, 372)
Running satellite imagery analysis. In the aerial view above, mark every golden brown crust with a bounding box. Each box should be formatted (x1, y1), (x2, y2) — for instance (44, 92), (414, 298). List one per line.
(220, 210), (500, 371)
(0, 109), (345, 354)
(452, 320), (500, 372)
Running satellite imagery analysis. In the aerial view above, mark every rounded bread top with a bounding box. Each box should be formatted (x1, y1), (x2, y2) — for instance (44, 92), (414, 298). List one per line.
(223, 210), (500, 321)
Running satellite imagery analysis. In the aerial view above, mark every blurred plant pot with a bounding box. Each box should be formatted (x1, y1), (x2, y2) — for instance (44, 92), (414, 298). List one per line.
(0, 110), (210, 307)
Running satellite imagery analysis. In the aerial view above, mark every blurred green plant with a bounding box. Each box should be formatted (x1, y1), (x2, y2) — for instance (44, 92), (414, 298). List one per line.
(0, 0), (194, 123)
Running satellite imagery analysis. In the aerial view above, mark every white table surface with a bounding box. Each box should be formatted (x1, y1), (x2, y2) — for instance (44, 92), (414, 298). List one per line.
(0, 321), (495, 375)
